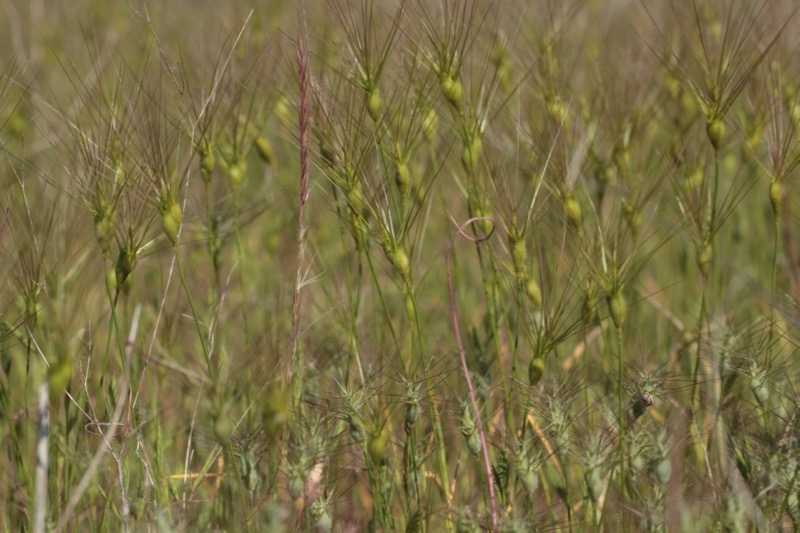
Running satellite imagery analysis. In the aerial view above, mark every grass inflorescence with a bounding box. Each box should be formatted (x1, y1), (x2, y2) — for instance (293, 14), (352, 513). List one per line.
(1, 0), (800, 531)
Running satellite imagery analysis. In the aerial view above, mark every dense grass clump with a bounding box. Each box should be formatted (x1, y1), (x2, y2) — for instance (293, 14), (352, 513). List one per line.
(2, 0), (800, 530)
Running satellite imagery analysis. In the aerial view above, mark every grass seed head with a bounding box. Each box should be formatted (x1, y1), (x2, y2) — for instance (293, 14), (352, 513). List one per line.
(526, 277), (542, 307)
(563, 193), (582, 228)
(607, 289), (626, 330)
(706, 118), (725, 152)
(368, 423), (389, 464)
(529, 356), (545, 387)
(255, 136), (274, 165)
(160, 195), (182, 247)
(769, 179), (783, 217)
(423, 108), (438, 143)
(440, 75), (463, 110)
(697, 241), (713, 278)
(367, 88), (382, 122)
(226, 159), (248, 191)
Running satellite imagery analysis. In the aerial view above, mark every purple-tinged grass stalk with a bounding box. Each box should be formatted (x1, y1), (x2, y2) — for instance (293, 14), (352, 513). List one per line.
(446, 216), (499, 533)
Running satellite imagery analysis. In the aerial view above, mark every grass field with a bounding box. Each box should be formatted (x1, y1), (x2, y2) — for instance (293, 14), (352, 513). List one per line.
(1, 0), (799, 531)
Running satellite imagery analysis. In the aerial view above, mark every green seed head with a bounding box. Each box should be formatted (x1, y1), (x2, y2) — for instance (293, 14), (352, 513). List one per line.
(200, 147), (215, 182)
(508, 231), (527, 281)
(423, 108), (438, 143)
(93, 198), (117, 255)
(115, 242), (138, 290)
(706, 118), (724, 151)
(529, 356), (545, 386)
(769, 179), (783, 217)
(613, 145), (630, 181)
(697, 241), (713, 278)
(392, 246), (410, 284)
(394, 159), (410, 198)
(255, 136), (274, 165)
(654, 458), (671, 486)
(160, 196), (182, 247)
(263, 384), (290, 439)
(608, 290), (626, 330)
(227, 160), (247, 191)
(348, 414), (366, 443)
(368, 424), (389, 464)
(682, 167), (704, 195)
(106, 267), (117, 295)
(440, 75), (463, 110)
(461, 131), (482, 171)
(525, 277), (542, 307)
(367, 88), (382, 121)
(287, 465), (306, 501)
(563, 194), (582, 228)
(622, 200), (642, 236)
(585, 467), (603, 503)
(405, 394), (421, 427)
(546, 94), (568, 124)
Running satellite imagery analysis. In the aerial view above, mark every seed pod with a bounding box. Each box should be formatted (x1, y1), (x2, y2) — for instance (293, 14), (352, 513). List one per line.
(529, 356), (545, 386)
(263, 385), (290, 439)
(697, 241), (713, 278)
(115, 242), (138, 292)
(367, 88), (382, 121)
(440, 75), (463, 110)
(227, 160), (247, 191)
(288, 465), (306, 501)
(607, 289), (626, 330)
(519, 464), (539, 496)
(508, 230), (527, 282)
(405, 394), (421, 427)
(563, 194), (582, 228)
(200, 148), (215, 182)
(654, 458), (671, 486)
(459, 404), (481, 457)
(622, 200), (642, 236)
(345, 181), (364, 216)
(93, 198), (117, 255)
(525, 277), (542, 307)
(394, 159), (410, 198)
(585, 467), (603, 503)
(682, 167), (704, 195)
(770, 179), (783, 217)
(423, 108), (438, 143)
(105, 268), (117, 295)
(706, 118), (724, 151)
(392, 246), (411, 285)
(255, 136), (274, 165)
(160, 196), (182, 247)
(749, 363), (769, 406)
(309, 498), (333, 533)
(461, 132), (482, 171)
(368, 424), (389, 464)
(348, 414), (365, 443)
